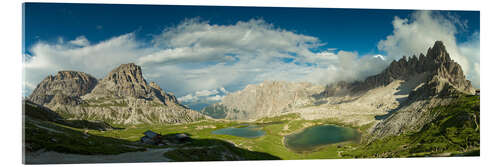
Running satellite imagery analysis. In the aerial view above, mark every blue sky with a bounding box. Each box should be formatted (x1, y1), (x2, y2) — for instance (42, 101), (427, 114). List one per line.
(23, 3), (480, 107)
(24, 3), (479, 56)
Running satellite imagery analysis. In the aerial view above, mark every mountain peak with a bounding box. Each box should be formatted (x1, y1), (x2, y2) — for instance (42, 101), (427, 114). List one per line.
(106, 63), (145, 82)
(28, 71), (97, 105)
(114, 63), (141, 71)
(324, 41), (474, 97)
(426, 41), (451, 63)
(86, 63), (151, 99)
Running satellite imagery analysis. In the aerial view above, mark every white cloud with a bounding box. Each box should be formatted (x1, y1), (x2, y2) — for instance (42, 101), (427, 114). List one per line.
(458, 32), (480, 87)
(69, 36), (90, 47)
(206, 95), (224, 101)
(177, 94), (197, 102)
(195, 89), (219, 97)
(378, 11), (479, 87)
(178, 88), (227, 103)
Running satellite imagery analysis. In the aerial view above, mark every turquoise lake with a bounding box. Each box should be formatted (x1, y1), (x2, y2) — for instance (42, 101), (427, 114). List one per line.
(284, 124), (361, 152)
(211, 125), (266, 138)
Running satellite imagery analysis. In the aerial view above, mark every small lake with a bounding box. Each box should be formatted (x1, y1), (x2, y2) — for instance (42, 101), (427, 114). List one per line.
(212, 125), (265, 138)
(284, 124), (361, 152)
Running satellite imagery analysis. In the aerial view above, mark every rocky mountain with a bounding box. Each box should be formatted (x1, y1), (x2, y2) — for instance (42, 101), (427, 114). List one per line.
(324, 41), (475, 97)
(28, 63), (204, 125)
(28, 71), (98, 106)
(201, 81), (324, 120)
(201, 41), (476, 140)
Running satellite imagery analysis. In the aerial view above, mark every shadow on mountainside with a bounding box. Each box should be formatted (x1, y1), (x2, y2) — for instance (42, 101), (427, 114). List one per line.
(374, 80), (413, 120)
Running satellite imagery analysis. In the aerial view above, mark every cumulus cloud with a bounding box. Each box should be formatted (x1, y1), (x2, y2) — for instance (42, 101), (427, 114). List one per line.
(178, 88), (227, 103)
(69, 36), (90, 47)
(378, 11), (479, 87)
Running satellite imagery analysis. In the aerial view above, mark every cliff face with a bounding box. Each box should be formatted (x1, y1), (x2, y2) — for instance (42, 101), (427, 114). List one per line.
(28, 63), (204, 125)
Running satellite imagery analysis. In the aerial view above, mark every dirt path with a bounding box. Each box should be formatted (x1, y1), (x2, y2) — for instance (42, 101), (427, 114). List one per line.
(25, 148), (173, 164)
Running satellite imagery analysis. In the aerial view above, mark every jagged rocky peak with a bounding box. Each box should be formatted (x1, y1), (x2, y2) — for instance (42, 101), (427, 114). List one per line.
(105, 63), (147, 85)
(87, 63), (179, 105)
(28, 71), (97, 105)
(325, 41), (474, 97)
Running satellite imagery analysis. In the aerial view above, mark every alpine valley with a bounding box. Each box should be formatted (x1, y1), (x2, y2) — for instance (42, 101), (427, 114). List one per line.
(24, 41), (479, 163)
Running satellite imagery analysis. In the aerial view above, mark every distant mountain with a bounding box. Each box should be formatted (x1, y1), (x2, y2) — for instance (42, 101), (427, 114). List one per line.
(200, 41), (476, 139)
(201, 81), (324, 120)
(28, 63), (205, 125)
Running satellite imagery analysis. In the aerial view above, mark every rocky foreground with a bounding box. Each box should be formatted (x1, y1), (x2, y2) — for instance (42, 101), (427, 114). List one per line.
(28, 63), (205, 125)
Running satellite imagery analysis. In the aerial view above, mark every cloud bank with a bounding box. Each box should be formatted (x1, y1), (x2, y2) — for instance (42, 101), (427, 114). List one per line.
(24, 11), (479, 105)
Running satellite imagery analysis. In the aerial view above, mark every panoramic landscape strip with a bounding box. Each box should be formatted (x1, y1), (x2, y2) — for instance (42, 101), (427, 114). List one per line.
(23, 3), (479, 164)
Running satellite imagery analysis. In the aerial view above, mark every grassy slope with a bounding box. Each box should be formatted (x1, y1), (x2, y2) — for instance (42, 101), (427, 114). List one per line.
(24, 102), (147, 155)
(24, 118), (146, 155)
(343, 95), (480, 158)
(24, 94), (480, 161)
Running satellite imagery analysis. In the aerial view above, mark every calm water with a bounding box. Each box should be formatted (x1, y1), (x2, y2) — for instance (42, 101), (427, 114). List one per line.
(212, 125), (265, 138)
(284, 125), (361, 152)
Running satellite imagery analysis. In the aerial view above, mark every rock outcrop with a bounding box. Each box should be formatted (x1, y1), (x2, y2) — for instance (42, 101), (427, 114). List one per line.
(28, 63), (204, 125)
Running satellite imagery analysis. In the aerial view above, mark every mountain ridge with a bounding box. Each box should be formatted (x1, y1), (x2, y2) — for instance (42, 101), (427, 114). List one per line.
(28, 63), (204, 125)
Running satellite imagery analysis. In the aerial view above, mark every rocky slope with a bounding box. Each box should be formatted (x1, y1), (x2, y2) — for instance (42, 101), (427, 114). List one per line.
(28, 63), (204, 125)
(202, 41), (476, 139)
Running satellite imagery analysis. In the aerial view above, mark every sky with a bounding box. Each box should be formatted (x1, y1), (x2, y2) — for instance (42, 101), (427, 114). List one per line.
(23, 3), (480, 108)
